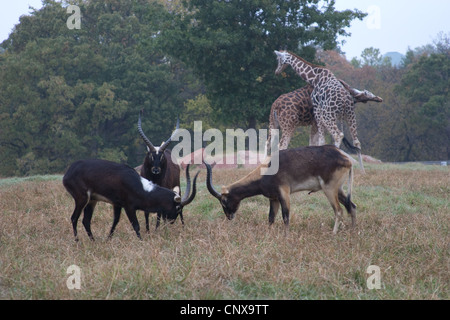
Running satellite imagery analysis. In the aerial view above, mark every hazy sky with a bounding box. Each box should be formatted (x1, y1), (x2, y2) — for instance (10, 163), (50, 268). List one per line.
(334, 0), (450, 58)
(1, 0), (449, 59)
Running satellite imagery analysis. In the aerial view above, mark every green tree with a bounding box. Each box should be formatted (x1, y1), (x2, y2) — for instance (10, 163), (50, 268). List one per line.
(160, 0), (366, 128)
(393, 52), (449, 161)
(350, 56), (361, 68)
(0, 0), (199, 176)
(316, 40), (449, 162)
(360, 47), (382, 67)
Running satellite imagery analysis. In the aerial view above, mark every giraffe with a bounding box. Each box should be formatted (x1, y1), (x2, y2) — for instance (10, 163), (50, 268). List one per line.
(267, 85), (316, 152)
(265, 81), (383, 153)
(274, 50), (371, 171)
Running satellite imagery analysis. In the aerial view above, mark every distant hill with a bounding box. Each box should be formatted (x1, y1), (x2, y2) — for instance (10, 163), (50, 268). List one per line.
(383, 52), (405, 67)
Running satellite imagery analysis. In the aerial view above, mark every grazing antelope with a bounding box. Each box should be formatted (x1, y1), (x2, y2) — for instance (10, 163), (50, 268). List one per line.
(63, 159), (198, 241)
(205, 145), (357, 234)
(137, 111), (182, 231)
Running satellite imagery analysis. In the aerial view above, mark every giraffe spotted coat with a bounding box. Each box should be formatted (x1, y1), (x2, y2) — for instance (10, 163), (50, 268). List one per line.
(274, 50), (360, 149)
(267, 82), (383, 152)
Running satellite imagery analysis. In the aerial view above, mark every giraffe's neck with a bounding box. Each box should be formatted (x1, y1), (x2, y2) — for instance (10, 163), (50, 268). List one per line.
(286, 53), (323, 86)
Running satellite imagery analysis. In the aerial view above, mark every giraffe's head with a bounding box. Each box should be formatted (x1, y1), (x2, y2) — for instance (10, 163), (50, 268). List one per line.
(274, 50), (290, 75)
(352, 89), (383, 103)
(338, 80), (383, 103)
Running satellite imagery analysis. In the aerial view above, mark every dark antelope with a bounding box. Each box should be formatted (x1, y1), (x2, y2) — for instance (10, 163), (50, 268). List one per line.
(137, 111), (182, 231)
(63, 159), (198, 241)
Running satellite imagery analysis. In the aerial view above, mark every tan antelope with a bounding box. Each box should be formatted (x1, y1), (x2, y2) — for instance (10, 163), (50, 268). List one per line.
(205, 145), (357, 234)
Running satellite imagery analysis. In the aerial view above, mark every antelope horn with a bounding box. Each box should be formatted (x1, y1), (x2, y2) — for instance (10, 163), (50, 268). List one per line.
(180, 164), (200, 207)
(159, 117), (180, 152)
(137, 111), (156, 152)
(203, 160), (222, 200)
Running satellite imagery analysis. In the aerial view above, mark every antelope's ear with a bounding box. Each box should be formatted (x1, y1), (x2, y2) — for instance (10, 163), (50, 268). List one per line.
(221, 186), (229, 195)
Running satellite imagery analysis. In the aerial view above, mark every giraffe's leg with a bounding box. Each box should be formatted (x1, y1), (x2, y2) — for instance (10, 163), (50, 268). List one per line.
(315, 116), (328, 146)
(265, 112), (276, 157)
(346, 111), (361, 150)
(279, 125), (294, 150)
(345, 110), (365, 173)
(333, 131), (344, 148)
(321, 115), (344, 148)
(309, 120), (320, 146)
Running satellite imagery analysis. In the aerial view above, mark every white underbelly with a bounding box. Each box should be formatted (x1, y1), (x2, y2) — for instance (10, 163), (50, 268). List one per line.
(290, 177), (321, 193)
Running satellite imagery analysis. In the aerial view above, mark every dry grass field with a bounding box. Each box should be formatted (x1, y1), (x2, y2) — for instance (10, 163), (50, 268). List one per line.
(0, 163), (448, 300)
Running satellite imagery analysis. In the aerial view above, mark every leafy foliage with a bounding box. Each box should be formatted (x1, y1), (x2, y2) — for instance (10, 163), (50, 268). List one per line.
(0, 0), (199, 176)
(316, 38), (449, 162)
(0, 1), (446, 176)
(392, 52), (449, 161)
(160, 0), (366, 128)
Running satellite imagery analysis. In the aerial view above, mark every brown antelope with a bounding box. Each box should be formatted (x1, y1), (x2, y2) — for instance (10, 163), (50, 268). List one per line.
(205, 145), (357, 234)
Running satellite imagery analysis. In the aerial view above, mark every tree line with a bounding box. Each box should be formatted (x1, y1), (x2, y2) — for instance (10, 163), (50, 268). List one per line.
(0, 0), (447, 176)
(315, 35), (449, 162)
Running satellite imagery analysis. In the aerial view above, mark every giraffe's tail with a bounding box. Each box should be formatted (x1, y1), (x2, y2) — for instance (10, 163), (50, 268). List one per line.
(272, 110), (280, 130)
(264, 111), (280, 159)
(342, 137), (366, 174)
